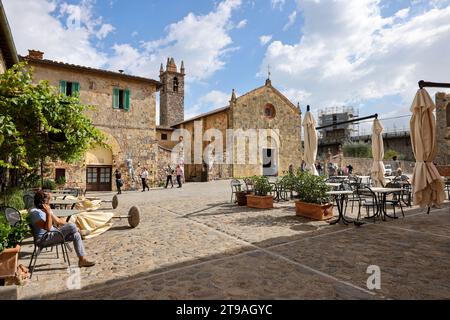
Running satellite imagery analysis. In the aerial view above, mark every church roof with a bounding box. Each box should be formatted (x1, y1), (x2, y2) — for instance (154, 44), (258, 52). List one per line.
(21, 55), (161, 87)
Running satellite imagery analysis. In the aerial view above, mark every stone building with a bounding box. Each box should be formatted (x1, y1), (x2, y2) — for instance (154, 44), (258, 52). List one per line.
(163, 79), (303, 182)
(436, 92), (450, 173)
(24, 50), (161, 192)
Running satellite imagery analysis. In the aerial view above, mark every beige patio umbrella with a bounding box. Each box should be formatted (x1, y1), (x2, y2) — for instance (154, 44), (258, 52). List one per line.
(410, 89), (445, 208)
(371, 118), (385, 187)
(303, 107), (319, 176)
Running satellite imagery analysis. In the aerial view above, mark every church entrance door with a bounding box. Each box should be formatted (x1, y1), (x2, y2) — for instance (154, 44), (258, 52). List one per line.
(262, 148), (278, 176)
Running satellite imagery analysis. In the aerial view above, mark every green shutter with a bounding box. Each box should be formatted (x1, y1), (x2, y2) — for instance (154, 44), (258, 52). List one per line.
(113, 88), (119, 109)
(124, 89), (130, 111)
(73, 82), (80, 94)
(59, 81), (67, 95)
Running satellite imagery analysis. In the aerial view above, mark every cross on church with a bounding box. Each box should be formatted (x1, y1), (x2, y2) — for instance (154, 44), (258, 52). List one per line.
(268, 65), (271, 80)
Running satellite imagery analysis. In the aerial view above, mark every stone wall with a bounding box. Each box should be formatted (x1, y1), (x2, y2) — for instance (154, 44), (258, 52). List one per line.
(336, 157), (416, 176)
(29, 61), (158, 192)
(232, 83), (302, 178)
(436, 92), (450, 166)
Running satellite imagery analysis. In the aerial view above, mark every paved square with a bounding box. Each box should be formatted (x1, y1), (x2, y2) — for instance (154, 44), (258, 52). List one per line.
(16, 180), (450, 300)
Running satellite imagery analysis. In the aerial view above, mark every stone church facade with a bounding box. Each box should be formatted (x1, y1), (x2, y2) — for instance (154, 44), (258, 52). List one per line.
(169, 79), (303, 182)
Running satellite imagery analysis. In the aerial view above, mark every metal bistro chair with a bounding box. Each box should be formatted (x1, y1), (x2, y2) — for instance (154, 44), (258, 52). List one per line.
(384, 182), (405, 218)
(444, 178), (450, 200)
(341, 181), (360, 214)
(2, 206), (22, 227)
(28, 225), (72, 279)
(230, 179), (242, 203)
(356, 186), (379, 223)
(244, 178), (254, 193)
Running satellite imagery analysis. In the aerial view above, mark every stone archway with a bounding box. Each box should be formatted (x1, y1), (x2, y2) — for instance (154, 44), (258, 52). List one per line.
(85, 131), (121, 192)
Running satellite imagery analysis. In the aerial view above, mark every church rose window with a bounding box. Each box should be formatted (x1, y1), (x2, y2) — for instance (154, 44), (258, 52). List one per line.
(264, 104), (276, 119)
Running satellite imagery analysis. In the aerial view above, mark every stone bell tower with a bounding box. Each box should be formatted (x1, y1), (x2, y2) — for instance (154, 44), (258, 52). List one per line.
(159, 58), (185, 127)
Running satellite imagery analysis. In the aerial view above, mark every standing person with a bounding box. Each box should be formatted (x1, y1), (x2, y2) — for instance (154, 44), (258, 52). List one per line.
(288, 164), (294, 175)
(141, 168), (150, 192)
(316, 162), (322, 176)
(115, 169), (122, 194)
(165, 164), (174, 189)
(176, 165), (183, 188)
(347, 164), (354, 175)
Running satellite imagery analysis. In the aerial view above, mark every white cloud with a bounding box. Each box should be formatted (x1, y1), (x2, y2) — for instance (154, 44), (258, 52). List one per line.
(283, 11), (297, 31)
(261, 0), (450, 130)
(259, 35), (273, 46)
(108, 0), (242, 82)
(271, 0), (285, 10)
(3, 0), (111, 68)
(236, 19), (247, 29)
(96, 23), (115, 39)
(185, 90), (231, 119)
(395, 7), (410, 19)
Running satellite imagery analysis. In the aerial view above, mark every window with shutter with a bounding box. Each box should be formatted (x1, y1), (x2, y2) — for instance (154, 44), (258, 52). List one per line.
(124, 89), (130, 111)
(59, 81), (67, 94)
(113, 88), (120, 109)
(73, 82), (80, 94)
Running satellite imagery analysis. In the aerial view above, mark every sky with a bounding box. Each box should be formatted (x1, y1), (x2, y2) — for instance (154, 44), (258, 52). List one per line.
(3, 0), (450, 133)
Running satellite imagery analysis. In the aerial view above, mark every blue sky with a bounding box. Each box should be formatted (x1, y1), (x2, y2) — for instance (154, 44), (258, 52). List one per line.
(4, 0), (450, 133)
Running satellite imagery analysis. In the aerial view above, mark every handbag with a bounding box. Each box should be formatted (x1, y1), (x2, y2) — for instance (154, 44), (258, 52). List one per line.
(117, 179), (123, 187)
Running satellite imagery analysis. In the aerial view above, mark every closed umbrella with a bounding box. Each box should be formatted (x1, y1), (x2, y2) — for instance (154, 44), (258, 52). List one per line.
(303, 107), (318, 176)
(410, 89), (445, 208)
(371, 118), (385, 187)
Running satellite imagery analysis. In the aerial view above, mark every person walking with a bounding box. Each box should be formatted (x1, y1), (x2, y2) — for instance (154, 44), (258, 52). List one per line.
(165, 164), (174, 188)
(141, 168), (150, 192)
(115, 169), (122, 194)
(176, 165), (183, 188)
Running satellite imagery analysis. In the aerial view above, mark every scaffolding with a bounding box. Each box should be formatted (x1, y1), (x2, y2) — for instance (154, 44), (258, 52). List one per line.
(317, 106), (359, 143)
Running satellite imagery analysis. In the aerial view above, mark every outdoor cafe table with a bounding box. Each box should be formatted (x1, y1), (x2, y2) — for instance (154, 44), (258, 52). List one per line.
(51, 199), (81, 210)
(370, 187), (404, 220)
(53, 209), (84, 222)
(326, 190), (355, 225)
(326, 182), (342, 189)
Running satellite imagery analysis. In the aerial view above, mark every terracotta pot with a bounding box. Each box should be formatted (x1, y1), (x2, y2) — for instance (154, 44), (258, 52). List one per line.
(0, 245), (20, 279)
(236, 191), (251, 206)
(295, 201), (334, 221)
(246, 195), (273, 209)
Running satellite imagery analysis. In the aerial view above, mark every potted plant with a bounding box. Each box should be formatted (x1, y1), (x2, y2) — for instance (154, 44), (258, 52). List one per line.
(0, 215), (29, 281)
(294, 172), (334, 221)
(246, 176), (274, 209)
(55, 176), (66, 189)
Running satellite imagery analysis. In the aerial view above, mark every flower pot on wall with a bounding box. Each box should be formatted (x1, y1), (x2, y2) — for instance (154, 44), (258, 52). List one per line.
(246, 195), (273, 209)
(295, 201), (334, 221)
(0, 245), (20, 280)
(236, 191), (252, 206)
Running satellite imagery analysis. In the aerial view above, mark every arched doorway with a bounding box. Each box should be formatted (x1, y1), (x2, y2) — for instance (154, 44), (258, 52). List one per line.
(86, 146), (113, 191)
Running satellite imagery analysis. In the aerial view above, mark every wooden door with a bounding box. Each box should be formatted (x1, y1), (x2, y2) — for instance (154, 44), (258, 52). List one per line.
(86, 166), (112, 191)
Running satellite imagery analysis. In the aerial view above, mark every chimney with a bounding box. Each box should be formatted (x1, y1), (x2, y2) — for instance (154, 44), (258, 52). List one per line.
(27, 49), (44, 60)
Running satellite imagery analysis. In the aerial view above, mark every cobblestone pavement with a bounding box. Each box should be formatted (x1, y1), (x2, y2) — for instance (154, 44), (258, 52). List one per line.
(15, 180), (450, 299)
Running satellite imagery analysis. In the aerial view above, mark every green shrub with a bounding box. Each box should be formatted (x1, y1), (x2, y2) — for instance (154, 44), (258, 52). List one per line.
(343, 143), (372, 158)
(42, 179), (56, 191)
(55, 176), (66, 186)
(249, 176), (273, 196)
(294, 172), (331, 204)
(0, 215), (30, 253)
(0, 188), (25, 210)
